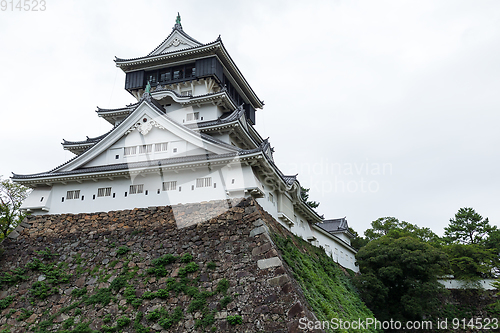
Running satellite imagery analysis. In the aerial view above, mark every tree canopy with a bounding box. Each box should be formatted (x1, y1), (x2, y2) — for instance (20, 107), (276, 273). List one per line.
(444, 207), (494, 245)
(300, 186), (319, 209)
(354, 233), (449, 321)
(0, 176), (30, 238)
(364, 217), (439, 243)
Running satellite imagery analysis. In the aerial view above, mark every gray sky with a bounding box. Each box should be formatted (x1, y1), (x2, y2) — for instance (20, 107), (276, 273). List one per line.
(1, 0), (499, 236)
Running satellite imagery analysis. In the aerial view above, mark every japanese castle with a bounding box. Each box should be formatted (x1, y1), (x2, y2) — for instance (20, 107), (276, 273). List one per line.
(12, 15), (358, 272)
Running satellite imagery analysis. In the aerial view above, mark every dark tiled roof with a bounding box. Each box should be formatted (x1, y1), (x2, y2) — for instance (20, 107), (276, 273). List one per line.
(12, 147), (263, 180)
(96, 103), (138, 114)
(115, 38), (218, 63)
(185, 104), (245, 130)
(283, 175), (298, 186)
(318, 218), (349, 233)
(62, 130), (114, 146)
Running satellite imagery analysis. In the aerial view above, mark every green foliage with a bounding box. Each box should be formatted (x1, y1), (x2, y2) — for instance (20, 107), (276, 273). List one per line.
(124, 286), (142, 308)
(219, 295), (232, 308)
(444, 243), (498, 279)
(62, 317), (75, 329)
(0, 176), (30, 238)
(273, 233), (378, 333)
(85, 288), (113, 306)
(142, 288), (169, 300)
(207, 261), (216, 270)
(30, 281), (53, 299)
(178, 262), (199, 277)
(355, 234), (449, 321)
(102, 314), (113, 323)
(146, 266), (168, 277)
(444, 207), (495, 245)
(151, 253), (177, 266)
(133, 312), (150, 333)
(71, 287), (87, 298)
(0, 268), (28, 286)
(216, 278), (229, 294)
(35, 247), (59, 259)
(300, 186), (319, 208)
(226, 315), (243, 325)
(146, 307), (183, 329)
(348, 227), (369, 250)
(116, 246), (130, 256)
(116, 316), (131, 327)
(180, 252), (193, 263)
(195, 311), (215, 328)
(364, 217), (439, 243)
(110, 276), (127, 291)
(188, 298), (206, 313)
(17, 308), (34, 321)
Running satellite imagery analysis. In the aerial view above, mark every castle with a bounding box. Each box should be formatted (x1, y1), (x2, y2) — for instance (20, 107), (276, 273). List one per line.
(12, 14), (358, 272)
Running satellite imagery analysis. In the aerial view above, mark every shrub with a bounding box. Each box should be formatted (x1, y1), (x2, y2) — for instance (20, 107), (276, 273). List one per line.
(71, 287), (87, 298)
(0, 296), (14, 310)
(110, 276), (127, 291)
(30, 281), (53, 299)
(216, 278), (229, 294)
(152, 253), (177, 267)
(227, 315), (243, 325)
(116, 316), (131, 327)
(116, 246), (130, 256)
(102, 314), (113, 323)
(220, 295), (232, 308)
(207, 262), (216, 270)
(180, 253), (193, 263)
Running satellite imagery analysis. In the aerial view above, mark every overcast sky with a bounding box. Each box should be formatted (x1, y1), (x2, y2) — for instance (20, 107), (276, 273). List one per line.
(1, 0), (499, 236)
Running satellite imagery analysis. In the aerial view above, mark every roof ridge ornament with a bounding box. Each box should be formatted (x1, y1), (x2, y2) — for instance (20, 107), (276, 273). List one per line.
(175, 12), (182, 29)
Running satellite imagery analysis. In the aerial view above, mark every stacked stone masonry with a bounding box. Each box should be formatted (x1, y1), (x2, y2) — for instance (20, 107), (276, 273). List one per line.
(0, 198), (322, 333)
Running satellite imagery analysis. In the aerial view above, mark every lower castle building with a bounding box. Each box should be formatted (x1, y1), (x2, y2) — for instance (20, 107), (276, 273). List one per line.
(12, 15), (358, 272)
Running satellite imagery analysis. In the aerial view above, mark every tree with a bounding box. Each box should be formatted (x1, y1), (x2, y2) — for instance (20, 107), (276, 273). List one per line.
(444, 207), (494, 245)
(364, 217), (439, 243)
(348, 227), (369, 250)
(354, 234), (449, 321)
(300, 186), (319, 209)
(0, 176), (30, 238)
(443, 244), (498, 279)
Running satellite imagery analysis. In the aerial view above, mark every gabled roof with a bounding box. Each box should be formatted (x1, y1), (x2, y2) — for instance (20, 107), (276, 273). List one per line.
(115, 33), (264, 109)
(320, 218), (349, 232)
(147, 23), (202, 56)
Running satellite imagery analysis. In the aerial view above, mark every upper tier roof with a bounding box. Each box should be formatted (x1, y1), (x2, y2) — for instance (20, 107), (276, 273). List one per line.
(114, 17), (264, 110)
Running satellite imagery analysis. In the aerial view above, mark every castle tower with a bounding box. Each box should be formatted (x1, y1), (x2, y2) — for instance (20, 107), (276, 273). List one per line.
(12, 15), (358, 272)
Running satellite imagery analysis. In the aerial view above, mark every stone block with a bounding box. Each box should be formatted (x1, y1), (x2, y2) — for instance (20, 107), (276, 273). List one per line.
(267, 274), (289, 287)
(253, 219), (264, 227)
(250, 226), (268, 238)
(252, 242), (272, 256)
(7, 230), (19, 239)
(257, 257), (282, 270)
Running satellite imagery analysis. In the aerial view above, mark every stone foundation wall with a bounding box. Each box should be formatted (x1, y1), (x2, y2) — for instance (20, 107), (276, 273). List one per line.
(0, 198), (321, 333)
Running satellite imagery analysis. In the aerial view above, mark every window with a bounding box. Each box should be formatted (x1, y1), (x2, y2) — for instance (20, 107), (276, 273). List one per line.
(268, 193), (274, 204)
(155, 142), (168, 152)
(181, 90), (192, 96)
(66, 190), (80, 200)
(139, 144), (152, 154)
(129, 184), (144, 194)
(162, 181), (177, 191)
(97, 187), (112, 197)
(186, 112), (199, 121)
(173, 148), (178, 153)
(124, 146), (137, 156)
(196, 177), (212, 188)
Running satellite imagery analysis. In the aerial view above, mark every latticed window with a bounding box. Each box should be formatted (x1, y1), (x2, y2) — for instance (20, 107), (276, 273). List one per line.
(66, 190), (80, 200)
(97, 187), (111, 197)
(186, 112), (199, 121)
(155, 142), (168, 152)
(196, 177), (212, 188)
(129, 184), (144, 194)
(181, 90), (192, 96)
(139, 144), (152, 154)
(162, 181), (177, 191)
(124, 146), (137, 156)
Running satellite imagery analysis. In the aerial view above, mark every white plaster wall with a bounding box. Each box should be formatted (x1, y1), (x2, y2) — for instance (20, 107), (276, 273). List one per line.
(166, 104), (220, 124)
(313, 228), (359, 272)
(31, 167), (230, 215)
(84, 127), (223, 168)
(438, 279), (497, 290)
(290, 212), (314, 240)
